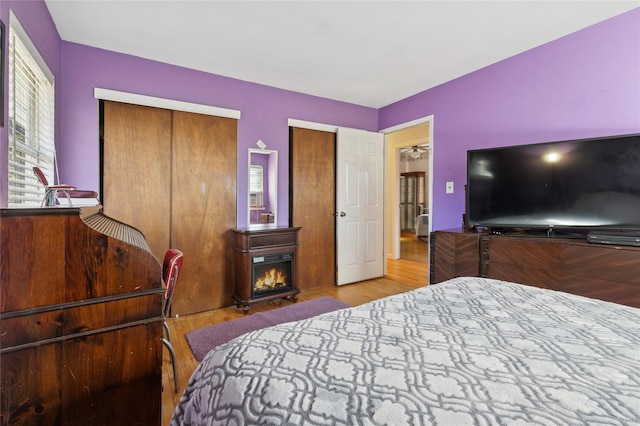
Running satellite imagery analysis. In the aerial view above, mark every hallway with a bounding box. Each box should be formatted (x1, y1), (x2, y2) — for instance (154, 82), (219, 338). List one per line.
(400, 230), (428, 264)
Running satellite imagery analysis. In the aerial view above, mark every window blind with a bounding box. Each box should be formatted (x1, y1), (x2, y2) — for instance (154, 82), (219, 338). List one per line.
(249, 165), (264, 207)
(7, 23), (55, 207)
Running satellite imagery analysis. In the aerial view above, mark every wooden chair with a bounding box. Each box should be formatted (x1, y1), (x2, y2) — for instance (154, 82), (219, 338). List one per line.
(32, 166), (76, 206)
(161, 248), (184, 393)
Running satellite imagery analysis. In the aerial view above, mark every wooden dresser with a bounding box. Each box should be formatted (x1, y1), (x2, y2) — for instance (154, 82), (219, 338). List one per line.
(0, 207), (164, 425)
(430, 228), (640, 308)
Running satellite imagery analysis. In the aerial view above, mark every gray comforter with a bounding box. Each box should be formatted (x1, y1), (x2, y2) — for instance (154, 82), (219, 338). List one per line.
(171, 277), (640, 425)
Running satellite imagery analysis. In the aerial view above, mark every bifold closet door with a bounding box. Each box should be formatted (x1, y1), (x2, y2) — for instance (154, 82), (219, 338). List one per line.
(170, 111), (237, 315)
(103, 102), (237, 315)
(102, 101), (172, 258)
(290, 127), (336, 289)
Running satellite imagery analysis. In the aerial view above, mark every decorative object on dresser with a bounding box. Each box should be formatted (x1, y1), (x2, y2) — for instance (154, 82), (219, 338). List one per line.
(430, 228), (640, 307)
(587, 230), (640, 247)
(232, 226), (301, 314)
(0, 206), (164, 425)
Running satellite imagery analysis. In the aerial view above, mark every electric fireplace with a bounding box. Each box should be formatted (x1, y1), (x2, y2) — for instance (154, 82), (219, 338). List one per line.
(232, 226), (300, 314)
(252, 252), (294, 298)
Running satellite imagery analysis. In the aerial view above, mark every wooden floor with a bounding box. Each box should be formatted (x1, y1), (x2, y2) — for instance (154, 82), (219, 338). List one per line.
(161, 237), (429, 423)
(400, 230), (428, 263)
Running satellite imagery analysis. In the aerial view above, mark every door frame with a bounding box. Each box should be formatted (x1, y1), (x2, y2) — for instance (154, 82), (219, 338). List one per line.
(94, 88), (241, 119)
(380, 115), (434, 260)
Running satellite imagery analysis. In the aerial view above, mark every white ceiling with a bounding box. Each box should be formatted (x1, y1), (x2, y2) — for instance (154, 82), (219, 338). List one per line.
(44, 1), (639, 108)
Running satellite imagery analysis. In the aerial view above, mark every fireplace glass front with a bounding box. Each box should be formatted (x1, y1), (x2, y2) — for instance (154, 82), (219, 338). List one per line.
(251, 252), (294, 298)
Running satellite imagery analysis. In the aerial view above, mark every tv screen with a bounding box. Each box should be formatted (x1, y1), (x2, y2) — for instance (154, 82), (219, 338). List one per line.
(466, 133), (640, 234)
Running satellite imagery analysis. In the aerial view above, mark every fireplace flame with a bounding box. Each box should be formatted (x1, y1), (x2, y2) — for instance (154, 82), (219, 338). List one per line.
(255, 268), (287, 291)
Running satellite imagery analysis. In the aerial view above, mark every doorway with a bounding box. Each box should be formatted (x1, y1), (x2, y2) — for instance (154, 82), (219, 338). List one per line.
(383, 119), (432, 263)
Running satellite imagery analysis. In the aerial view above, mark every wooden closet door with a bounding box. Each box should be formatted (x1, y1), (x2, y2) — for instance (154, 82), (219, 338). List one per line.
(170, 111), (237, 315)
(290, 127), (336, 289)
(102, 101), (172, 259)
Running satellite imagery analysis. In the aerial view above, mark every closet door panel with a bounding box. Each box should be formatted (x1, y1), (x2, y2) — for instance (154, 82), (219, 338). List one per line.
(102, 101), (172, 259)
(290, 127), (336, 290)
(170, 111), (237, 315)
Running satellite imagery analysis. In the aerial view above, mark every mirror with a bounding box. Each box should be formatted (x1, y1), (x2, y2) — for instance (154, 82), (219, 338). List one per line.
(248, 148), (278, 226)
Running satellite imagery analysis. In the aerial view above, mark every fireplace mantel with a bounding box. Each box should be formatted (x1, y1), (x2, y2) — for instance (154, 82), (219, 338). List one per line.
(232, 226), (301, 314)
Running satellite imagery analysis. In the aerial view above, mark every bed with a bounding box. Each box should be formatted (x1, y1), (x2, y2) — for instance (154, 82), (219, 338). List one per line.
(171, 277), (640, 425)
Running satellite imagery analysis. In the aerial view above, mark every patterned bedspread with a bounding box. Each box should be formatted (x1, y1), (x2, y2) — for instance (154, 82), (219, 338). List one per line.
(171, 277), (640, 425)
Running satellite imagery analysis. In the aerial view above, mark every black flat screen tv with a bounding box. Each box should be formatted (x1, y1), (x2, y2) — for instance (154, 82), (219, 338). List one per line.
(466, 133), (640, 236)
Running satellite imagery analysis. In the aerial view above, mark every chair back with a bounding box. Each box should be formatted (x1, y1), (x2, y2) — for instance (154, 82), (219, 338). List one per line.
(33, 166), (49, 187)
(162, 249), (184, 318)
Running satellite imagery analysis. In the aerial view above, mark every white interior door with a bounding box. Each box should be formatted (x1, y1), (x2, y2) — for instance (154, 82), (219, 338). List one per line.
(336, 128), (384, 285)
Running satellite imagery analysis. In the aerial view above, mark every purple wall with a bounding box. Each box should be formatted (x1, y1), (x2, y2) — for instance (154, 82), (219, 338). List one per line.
(58, 42), (377, 227)
(380, 8), (640, 231)
(0, 0), (62, 207)
(2, 1), (639, 233)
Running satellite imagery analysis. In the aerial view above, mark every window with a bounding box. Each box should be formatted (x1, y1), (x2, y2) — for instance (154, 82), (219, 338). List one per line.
(249, 165), (264, 208)
(7, 16), (55, 207)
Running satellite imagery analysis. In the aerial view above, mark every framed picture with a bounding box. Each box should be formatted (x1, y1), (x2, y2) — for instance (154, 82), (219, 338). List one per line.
(0, 18), (4, 127)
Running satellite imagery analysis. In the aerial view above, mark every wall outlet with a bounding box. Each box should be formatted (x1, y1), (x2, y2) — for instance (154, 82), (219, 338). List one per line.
(446, 181), (454, 194)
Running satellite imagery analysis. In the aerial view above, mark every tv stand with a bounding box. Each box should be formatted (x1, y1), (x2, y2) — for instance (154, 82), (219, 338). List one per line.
(430, 228), (640, 308)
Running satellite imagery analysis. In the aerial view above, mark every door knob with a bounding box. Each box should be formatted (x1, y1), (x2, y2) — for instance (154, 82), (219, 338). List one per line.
(339, 212), (346, 217)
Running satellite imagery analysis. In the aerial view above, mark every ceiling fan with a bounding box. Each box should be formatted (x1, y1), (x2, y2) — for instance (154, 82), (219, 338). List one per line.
(400, 144), (429, 159)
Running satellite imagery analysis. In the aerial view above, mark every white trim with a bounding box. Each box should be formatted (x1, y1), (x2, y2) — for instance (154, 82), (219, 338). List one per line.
(287, 118), (338, 133)
(382, 115), (434, 261)
(379, 115), (432, 134)
(93, 88), (241, 119)
(248, 148), (278, 226)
